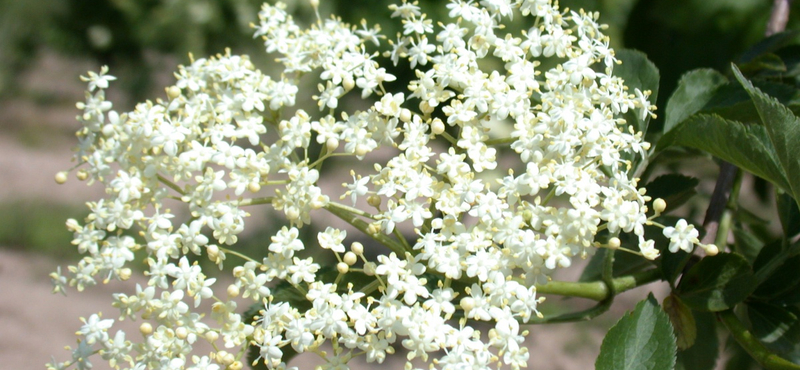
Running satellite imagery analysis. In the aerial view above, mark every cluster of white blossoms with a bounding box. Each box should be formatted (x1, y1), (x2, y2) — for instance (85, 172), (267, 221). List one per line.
(49, 1), (718, 370)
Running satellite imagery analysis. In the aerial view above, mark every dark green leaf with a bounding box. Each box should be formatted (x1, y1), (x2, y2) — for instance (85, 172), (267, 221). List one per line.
(752, 240), (800, 300)
(656, 114), (792, 194)
(738, 31), (800, 64)
(778, 188), (800, 239)
(615, 49), (660, 134)
(733, 64), (800, 207)
(732, 225), (765, 263)
(664, 69), (728, 134)
(596, 294), (677, 370)
(747, 302), (800, 356)
(663, 293), (697, 350)
(644, 174), (699, 212)
(736, 53), (787, 76)
(676, 311), (719, 370)
(676, 253), (756, 312)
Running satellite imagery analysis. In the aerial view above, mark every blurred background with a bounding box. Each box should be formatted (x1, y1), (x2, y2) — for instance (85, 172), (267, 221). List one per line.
(0, 0), (795, 369)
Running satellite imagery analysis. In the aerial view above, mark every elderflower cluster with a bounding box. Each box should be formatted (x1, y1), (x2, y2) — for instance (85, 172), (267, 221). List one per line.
(49, 1), (714, 370)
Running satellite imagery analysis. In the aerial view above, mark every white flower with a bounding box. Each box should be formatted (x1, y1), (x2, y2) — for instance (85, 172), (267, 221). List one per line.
(663, 218), (700, 253)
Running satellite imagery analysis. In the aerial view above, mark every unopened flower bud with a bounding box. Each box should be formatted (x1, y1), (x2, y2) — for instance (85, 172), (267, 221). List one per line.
(343, 251), (357, 265)
(227, 284), (240, 298)
(653, 198), (667, 214)
(326, 137), (339, 152)
(399, 108), (412, 123)
(703, 243), (719, 256)
(355, 144), (368, 157)
(207, 245), (220, 261)
(229, 361), (243, 370)
(350, 241), (364, 255)
(367, 194), (381, 208)
(430, 118), (445, 135)
(76, 169), (89, 181)
(337, 262), (349, 274)
(139, 322), (153, 336)
(166, 85), (181, 100)
(608, 237), (620, 249)
(205, 331), (219, 343)
(248, 182), (261, 193)
(55, 171), (69, 184)
(343, 76), (355, 92)
(118, 268), (132, 281)
(66, 218), (81, 232)
(176, 326), (188, 340)
(460, 297), (475, 312)
(363, 262), (376, 276)
(309, 0), (319, 8)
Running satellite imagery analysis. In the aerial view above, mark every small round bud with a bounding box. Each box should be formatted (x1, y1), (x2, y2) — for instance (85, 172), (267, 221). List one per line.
(367, 194), (382, 208)
(653, 198), (667, 214)
(139, 322), (153, 336)
(66, 218), (81, 232)
(399, 108), (412, 123)
(118, 268), (132, 281)
(207, 245), (220, 261)
(176, 326), (188, 340)
(350, 242), (364, 255)
(355, 144), (368, 157)
(343, 77), (355, 92)
(343, 251), (358, 265)
(460, 297), (475, 312)
(326, 137), (339, 152)
(55, 171), (69, 184)
(430, 118), (445, 135)
(337, 262), (349, 274)
(76, 169), (89, 181)
(166, 85), (181, 100)
(232, 266), (245, 278)
(248, 182), (261, 193)
(101, 124), (115, 137)
(227, 284), (240, 298)
(703, 243), (719, 256)
(367, 222), (381, 235)
(217, 351), (234, 365)
(229, 361), (243, 370)
(363, 262), (376, 276)
(608, 237), (621, 249)
(205, 331), (219, 343)
(309, 0), (319, 8)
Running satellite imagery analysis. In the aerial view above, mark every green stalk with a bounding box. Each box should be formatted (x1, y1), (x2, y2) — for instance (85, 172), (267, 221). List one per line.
(718, 309), (800, 370)
(534, 268), (661, 301)
(323, 202), (406, 256)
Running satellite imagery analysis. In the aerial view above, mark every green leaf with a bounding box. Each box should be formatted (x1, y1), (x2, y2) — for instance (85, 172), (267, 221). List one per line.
(643, 174), (699, 212)
(733, 64), (800, 207)
(747, 302), (800, 356)
(663, 293), (697, 350)
(656, 113), (792, 194)
(664, 69), (728, 134)
(676, 253), (756, 312)
(778, 192), (800, 238)
(752, 240), (800, 300)
(676, 311), (719, 370)
(738, 31), (800, 64)
(596, 294), (677, 370)
(732, 224), (765, 263)
(614, 48), (660, 134)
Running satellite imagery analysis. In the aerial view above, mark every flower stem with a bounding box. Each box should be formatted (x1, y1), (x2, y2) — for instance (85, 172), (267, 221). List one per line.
(534, 267), (661, 301)
(718, 309), (800, 370)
